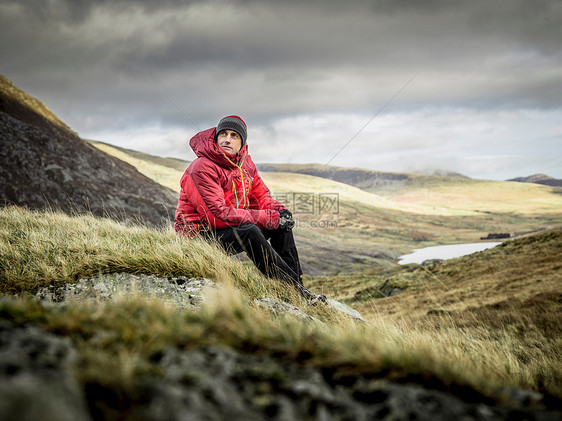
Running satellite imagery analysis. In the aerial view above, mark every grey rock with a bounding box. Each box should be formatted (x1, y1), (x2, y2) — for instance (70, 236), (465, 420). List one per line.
(380, 279), (404, 297)
(502, 387), (545, 409)
(350, 281), (403, 303)
(35, 274), (365, 326)
(326, 299), (366, 323)
(134, 346), (561, 421)
(254, 297), (366, 325)
(354, 286), (386, 301)
(421, 259), (444, 266)
(254, 297), (324, 325)
(35, 273), (216, 309)
(0, 311), (558, 421)
(0, 321), (90, 421)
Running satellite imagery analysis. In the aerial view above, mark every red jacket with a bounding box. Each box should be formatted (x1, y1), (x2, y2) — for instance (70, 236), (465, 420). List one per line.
(175, 127), (284, 236)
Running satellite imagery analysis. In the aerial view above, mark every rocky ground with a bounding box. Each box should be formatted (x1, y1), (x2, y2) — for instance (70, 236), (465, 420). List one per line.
(1, 273), (560, 420)
(1, 320), (560, 421)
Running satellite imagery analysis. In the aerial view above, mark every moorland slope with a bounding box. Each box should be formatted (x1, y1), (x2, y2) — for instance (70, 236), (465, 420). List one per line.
(1, 206), (560, 420)
(0, 74), (177, 226)
(92, 141), (562, 275)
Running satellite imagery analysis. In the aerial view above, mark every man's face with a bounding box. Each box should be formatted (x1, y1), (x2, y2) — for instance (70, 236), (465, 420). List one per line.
(217, 129), (242, 154)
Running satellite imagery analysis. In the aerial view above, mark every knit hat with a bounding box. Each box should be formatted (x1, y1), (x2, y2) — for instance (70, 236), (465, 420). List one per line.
(216, 115), (247, 146)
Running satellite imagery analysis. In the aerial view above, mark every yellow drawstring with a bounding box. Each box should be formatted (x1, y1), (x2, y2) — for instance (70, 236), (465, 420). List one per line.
(221, 150), (249, 209)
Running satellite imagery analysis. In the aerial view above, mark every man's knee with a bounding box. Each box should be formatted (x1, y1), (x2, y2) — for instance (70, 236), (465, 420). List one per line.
(234, 223), (264, 240)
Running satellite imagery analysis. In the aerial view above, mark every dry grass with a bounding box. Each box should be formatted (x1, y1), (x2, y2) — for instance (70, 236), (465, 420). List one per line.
(0, 74), (72, 132)
(89, 141), (562, 276)
(89, 141), (184, 191)
(1, 206), (561, 403)
(0, 206), (296, 305)
(385, 179), (562, 215)
(310, 230), (562, 397)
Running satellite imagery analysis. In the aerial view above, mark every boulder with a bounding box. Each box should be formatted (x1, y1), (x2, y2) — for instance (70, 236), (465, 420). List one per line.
(254, 297), (323, 325)
(379, 280), (404, 297)
(420, 259), (443, 267)
(35, 273), (216, 309)
(326, 299), (366, 323)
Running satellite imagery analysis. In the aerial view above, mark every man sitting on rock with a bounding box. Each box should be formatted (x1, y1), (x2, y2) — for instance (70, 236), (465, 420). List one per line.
(175, 115), (326, 304)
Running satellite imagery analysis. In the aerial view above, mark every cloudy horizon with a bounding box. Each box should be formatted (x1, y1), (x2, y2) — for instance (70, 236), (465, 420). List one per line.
(2, 0), (561, 180)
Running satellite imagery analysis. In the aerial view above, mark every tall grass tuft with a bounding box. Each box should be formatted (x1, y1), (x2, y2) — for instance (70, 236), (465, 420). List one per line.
(1, 206), (273, 298)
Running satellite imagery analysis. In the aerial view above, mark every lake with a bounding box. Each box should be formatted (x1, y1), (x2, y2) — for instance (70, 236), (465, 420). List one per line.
(398, 242), (502, 265)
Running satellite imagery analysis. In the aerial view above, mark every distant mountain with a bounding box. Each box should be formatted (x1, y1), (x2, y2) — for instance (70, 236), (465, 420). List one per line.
(508, 174), (562, 187)
(0, 74), (177, 226)
(257, 163), (470, 193)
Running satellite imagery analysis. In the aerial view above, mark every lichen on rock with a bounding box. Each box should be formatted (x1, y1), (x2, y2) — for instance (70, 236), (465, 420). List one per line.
(35, 273), (216, 309)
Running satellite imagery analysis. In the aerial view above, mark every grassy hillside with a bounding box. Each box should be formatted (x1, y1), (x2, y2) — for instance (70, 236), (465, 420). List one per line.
(1, 206), (561, 414)
(88, 141), (562, 275)
(0, 74), (73, 133)
(87, 140), (187, 193)
(310, 229), (562, 399)
(257, 162), (469, 194)
(384, 179), (562, 215)
(88, 141), (562, 217)
(308, 229), (561, 317)
(259, 162), (562, 215)
(87, 140), (190, 172)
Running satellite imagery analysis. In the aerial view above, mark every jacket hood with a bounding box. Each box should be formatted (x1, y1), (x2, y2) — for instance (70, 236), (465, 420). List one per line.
(189, 127), (248, 168)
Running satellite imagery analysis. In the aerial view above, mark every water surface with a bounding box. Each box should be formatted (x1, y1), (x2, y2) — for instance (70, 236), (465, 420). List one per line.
(398, 242), (502, 265)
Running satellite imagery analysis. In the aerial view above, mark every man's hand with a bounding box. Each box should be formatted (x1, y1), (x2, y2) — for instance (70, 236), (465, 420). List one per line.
(278, 209), (295, 231)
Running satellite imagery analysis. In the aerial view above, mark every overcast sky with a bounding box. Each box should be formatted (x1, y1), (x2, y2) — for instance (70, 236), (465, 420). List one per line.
(2, 0), (561, 180)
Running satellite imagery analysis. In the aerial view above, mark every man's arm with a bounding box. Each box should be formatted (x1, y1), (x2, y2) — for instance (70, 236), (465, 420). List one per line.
(189, 163), (280, 229)
(249, 172), (286, 211)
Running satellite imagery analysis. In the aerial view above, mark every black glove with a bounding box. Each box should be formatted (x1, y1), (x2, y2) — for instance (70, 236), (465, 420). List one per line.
(278, 209), (295, 231)
(279, 209), (292, 219)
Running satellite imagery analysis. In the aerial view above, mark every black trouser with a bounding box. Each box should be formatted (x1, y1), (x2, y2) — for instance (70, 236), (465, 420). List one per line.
(205, 223), (304, 290)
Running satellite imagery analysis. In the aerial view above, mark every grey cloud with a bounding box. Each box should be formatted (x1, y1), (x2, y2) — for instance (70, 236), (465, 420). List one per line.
(1, 0), (561, 179)
(4, 0), (210, 23)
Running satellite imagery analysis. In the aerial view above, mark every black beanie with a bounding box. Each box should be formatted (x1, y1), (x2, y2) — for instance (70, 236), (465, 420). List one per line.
(216, 115), (247, 146)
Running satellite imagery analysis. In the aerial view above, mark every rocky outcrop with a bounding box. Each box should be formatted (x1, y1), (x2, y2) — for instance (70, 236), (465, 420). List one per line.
(2, 275), (557, 421)
(35, 273), (365, 324)
(1, 326), (558, 421)
(254, 297), (324, 325)
(378, 279), (404, 297)
(326, 298), (366, 322)
(0, 74), (177, 227)
(354, 279), (406, 302)
(0, 321), (90, 421)
(35, 273), (216, 309)
(134, 346), (560, 421)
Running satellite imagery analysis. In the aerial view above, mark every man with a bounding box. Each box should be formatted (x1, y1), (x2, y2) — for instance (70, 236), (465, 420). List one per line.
(175, 115), (326, 304)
